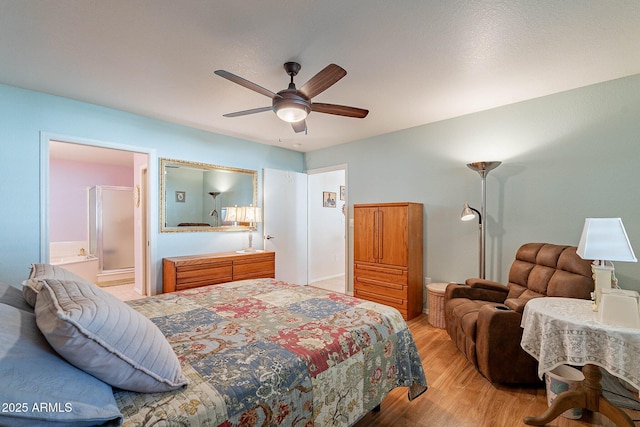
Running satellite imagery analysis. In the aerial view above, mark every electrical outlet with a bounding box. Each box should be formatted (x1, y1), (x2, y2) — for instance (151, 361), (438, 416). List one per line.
(425, 277), (432, 285)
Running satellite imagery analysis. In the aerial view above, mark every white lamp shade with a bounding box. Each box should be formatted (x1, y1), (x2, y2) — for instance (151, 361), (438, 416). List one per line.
(243, 206), (262, 223)
(230, 205), (262, 223)
(224, 206), (238, 222)
(460, 202), (476, 221)
(577, 218), (637, 262)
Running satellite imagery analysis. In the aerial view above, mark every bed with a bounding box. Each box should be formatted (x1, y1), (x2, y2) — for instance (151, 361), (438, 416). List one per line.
(116, 278), (427, 426)
(1, 268), (427, 427)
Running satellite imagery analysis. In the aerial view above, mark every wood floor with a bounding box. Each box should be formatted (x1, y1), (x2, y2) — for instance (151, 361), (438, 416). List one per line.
(354, 314), (640, 427)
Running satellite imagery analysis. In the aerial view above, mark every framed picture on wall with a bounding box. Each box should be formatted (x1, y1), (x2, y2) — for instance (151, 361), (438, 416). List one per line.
(323, 191), (336, 208)
(175, 191), (186, 203)
(340, 186), (345, 201)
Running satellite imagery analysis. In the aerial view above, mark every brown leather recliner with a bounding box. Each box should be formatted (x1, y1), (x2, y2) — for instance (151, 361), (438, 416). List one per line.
(444, 243), (594, 384)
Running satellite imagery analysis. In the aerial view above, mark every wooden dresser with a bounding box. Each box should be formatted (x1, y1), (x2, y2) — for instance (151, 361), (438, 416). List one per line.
(353, 202), (423, 320)
(162, 251), (275, 293)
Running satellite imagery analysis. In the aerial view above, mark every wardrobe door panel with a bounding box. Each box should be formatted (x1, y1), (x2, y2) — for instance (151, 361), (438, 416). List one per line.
(377, 205), (408, 267)
(354, 206), (378, 263)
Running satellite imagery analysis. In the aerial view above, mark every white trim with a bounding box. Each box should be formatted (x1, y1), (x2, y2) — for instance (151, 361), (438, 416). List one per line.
(39, 133), (50, 263)
(305, 163), (349, 175)
(309, 273), (345, 283)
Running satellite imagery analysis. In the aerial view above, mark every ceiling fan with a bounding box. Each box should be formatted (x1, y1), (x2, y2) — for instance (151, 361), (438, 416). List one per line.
(214, 62), (369, 133)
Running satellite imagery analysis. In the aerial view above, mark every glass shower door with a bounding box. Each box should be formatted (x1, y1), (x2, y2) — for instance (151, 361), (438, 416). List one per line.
(102, 187), (134, 271)
(90, 186), (134, 272)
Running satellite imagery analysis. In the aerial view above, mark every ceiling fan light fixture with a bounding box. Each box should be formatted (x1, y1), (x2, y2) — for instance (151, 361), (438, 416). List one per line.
(273, 94), (311, 123)
(275, 104), (309, 123)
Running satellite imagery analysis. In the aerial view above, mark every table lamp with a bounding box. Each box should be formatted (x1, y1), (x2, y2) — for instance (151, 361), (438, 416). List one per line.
(576, 218), (637, 310)
(237, 205), (262, 253)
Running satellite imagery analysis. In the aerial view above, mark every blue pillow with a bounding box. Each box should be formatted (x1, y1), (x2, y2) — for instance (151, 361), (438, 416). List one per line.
(0, 302), (123, 426)
(0, 281), (33, 312)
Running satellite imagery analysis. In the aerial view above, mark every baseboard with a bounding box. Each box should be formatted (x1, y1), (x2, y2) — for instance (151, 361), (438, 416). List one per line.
(97, 278), (133, 287)
(310, 273), (345, 283)
(97, 268), (134, 287)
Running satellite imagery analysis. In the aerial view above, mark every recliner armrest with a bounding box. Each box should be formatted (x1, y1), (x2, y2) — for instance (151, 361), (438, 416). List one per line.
(466, 278), (509, 293)
(445, 282), (508, 304)
(503, 298), (527, 313)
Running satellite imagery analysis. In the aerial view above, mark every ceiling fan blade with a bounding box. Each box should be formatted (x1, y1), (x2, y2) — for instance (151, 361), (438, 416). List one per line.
(298, 64), (347, 99)
(312, 103), (369, 118)
(214, 70), (281, 99)
(291, 120), (307, 133)
(223, 106), (272, 118)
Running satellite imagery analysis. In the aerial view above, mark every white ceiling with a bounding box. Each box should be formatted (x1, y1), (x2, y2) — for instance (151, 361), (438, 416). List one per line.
(2, 1), (640, 153)
(49, 140), (134, 166)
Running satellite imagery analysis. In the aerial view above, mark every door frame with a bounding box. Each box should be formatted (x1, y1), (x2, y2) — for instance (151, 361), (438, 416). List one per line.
(39, 132), (156, 294)
(306, 164), (349, 293)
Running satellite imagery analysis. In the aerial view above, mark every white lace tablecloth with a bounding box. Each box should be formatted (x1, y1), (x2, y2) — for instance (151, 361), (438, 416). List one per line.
(521, 297), (640, 391)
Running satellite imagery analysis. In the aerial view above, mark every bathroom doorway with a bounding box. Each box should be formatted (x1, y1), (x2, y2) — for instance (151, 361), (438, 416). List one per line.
(44, 137), (150, 298)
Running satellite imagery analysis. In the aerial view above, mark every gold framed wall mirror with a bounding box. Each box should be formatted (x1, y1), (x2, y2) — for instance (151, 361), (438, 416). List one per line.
(159, 158), (257, 232)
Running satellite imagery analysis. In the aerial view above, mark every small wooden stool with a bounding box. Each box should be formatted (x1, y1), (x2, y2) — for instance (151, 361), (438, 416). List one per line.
(427, 282), (451, 328)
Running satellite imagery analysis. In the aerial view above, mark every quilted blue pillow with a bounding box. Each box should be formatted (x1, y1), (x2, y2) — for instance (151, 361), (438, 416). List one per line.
(0, 302), (123, 426)
(22, 263), (88, 308)
(35, 278), (188, 393)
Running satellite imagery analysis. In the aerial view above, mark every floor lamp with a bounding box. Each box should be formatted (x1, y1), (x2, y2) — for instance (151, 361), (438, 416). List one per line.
(461, 161), (501, 279)
(208, 191), (220, 226)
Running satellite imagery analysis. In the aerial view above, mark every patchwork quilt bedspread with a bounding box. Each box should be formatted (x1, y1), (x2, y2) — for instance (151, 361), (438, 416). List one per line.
(114, 278), (427, 426)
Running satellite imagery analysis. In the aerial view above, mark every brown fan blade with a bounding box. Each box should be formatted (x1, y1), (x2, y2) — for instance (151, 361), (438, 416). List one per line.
(223, 106), (272, 118)
(298, 64), (347, 99)
(215, 70), (281, 99)
(291, 120), (307, 133)
(312, 103), (369, 118)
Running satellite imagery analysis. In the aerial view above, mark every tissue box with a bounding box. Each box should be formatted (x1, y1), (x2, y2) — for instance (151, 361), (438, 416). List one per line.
(598, 288), (640, 328)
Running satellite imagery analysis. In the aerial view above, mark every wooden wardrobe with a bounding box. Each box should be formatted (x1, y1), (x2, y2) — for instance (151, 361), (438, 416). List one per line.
(353, 202), (423, 320)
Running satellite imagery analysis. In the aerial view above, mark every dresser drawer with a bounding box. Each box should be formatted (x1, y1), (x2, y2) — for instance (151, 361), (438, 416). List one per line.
(354, 277), (407, 300)
(233, 259), (275, 280)
(233, 252), (275, 280)
(355, 263), (407, 285)
(176, 262), (233, 289)
(354, 288), (408, 318)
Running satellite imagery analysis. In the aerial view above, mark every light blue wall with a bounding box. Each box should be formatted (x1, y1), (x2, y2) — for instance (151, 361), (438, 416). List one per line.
(4, 75), (640, 294)
(0, 84), (303, 290)
(305, 75), (640, 292)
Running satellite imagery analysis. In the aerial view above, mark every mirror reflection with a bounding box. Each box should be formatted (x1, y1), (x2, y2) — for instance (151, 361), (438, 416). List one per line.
(160, 158), (257, 232)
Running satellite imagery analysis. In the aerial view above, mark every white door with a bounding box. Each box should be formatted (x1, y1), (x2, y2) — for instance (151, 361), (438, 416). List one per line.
(263, 168), (308, 284)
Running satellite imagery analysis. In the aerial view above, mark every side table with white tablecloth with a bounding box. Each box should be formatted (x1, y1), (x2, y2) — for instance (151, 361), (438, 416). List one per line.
(520, 297), (640, 426)
(521, 297), (640, 391)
